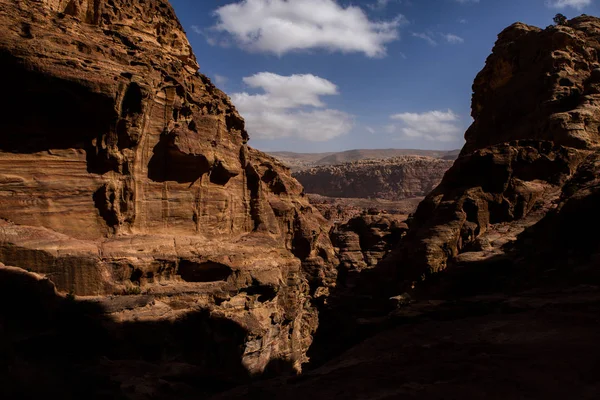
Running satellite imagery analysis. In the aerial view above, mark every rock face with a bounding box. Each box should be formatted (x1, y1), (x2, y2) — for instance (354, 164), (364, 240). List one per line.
(332, 212), (407, 289)
(293, 156), (453, 201)
(0, 0), (336, 387)
(391, 16), (600, 286)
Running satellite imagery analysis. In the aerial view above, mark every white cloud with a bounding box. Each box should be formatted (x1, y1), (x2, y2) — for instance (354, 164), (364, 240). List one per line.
(412, 32), (437, 46)
(211, 0), (406, 57)
(388, 110), (462, 142)
(455, 0), (479, 3)
(546, 0), (591, 9)
(442, 33), (464, 44)
(458, 18), (468, 24)
(231, 73), (353, 141)
(366, 126), (376, 134)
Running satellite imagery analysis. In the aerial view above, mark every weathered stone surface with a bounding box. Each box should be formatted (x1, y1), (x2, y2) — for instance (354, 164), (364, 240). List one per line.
(394, 141), (587, 282)
(216, 285), (600, 400)
(293, 156), (453, 201)
(464, 19), (600, 154)
(389, 16), (600, 288)
(332, 211), (407, 289)
(0, 0), (335, 384)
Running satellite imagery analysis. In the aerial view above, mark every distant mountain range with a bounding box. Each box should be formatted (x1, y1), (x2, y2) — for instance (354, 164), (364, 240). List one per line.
(268, 148), (460, 171)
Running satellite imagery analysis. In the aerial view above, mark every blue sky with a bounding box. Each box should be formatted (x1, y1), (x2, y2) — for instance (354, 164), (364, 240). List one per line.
(170, 0), (599, 153)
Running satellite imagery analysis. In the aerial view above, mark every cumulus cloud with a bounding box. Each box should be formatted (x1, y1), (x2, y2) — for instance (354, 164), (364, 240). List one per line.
(387, 110), (462, 142)
(546, 0), (592, 9)
(442, 33), (464, 44)
(211, 0), (406, 57)
(412, 32), (437, 46)
(231, 73), (353, 141)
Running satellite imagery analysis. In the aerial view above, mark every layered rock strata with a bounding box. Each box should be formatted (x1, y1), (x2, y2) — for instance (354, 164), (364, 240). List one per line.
(0, 0), (335, 382)
(294, 156), (453, 201)
(332, 212), (407, 289)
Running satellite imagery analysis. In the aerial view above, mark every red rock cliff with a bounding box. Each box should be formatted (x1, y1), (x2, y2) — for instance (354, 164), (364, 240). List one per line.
(0, 0), (336, 377)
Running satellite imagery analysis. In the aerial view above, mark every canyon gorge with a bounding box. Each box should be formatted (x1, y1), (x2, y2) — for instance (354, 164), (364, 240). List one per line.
(1, 1), (600, 399)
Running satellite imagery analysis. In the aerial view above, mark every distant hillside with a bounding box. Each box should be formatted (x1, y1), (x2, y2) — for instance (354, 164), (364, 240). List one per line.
(293, 155), (454, 201)
(269, 148), (460, 171)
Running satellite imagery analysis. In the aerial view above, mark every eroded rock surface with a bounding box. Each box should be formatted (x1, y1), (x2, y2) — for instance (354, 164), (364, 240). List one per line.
(332, 212), (407, 289)
(0, 0), (336, 391)
(391, 16), (600, 287)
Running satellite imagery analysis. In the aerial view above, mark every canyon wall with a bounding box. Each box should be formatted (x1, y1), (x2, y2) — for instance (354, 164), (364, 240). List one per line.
(390, 17), (600, 284)
(0, 0), (336, 382)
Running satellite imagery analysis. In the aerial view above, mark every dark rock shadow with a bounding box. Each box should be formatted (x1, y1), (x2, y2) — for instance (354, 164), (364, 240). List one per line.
(0, 50), (122, 175)
(0, 267), (255, 400)
(306, 190), (600, 371)
(147, 132), (211, 183)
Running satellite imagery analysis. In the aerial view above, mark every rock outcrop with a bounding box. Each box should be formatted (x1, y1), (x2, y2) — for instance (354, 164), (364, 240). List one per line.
(0, 0), (336, 390)
(332, 212), (407, 289)
(293, 156), (453, 201)
(390, 16), (600, 287)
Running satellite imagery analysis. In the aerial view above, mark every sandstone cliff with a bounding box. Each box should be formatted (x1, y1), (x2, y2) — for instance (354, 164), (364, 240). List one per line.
(293, 156), (453, 201)
(392, 16), (600, 284)
(0, 0), (336, 389)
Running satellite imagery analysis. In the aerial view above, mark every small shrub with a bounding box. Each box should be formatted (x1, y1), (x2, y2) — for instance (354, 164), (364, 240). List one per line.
(125, 286), (142, 295)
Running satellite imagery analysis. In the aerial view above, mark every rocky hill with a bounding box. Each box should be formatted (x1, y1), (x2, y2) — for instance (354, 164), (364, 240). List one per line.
(219, 15), (600, 399)
(270, 148), (459, 171)
(0, 0), (336, 397)
(294, 156), (454, 201)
